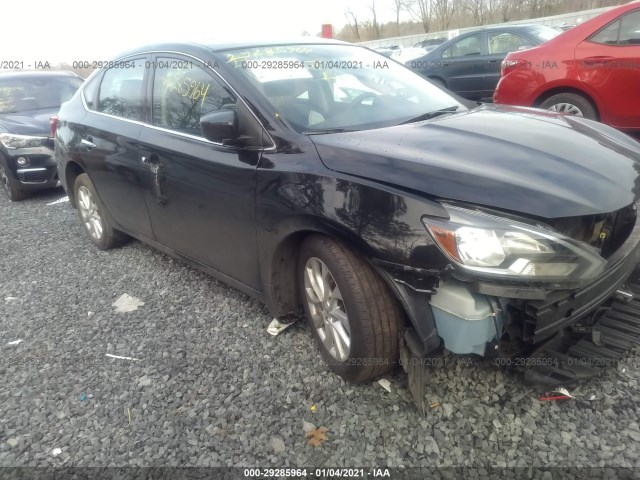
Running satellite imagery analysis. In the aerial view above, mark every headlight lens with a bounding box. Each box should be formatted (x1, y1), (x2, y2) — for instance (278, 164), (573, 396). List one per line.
(0, 133), (47, 149)
(423, 205), (607, 282)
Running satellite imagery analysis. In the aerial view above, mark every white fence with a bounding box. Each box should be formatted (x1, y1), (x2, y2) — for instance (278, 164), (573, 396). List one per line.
(358, 6), (613, 48)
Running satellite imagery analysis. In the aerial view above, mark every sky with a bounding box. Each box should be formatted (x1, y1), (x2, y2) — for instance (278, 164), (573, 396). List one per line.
(1, 0), (402, 65)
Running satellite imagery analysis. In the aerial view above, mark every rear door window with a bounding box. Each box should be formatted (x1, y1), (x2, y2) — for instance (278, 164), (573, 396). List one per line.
(97, 59), (146, 121)
(443, 33), (483, 58)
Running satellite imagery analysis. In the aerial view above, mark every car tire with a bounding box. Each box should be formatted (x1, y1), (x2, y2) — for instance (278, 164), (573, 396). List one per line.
(74, 173), (127, 250)
(540, 93), (597, 120)
(0, 158), (29, 201)
(298, 234), (402, 383)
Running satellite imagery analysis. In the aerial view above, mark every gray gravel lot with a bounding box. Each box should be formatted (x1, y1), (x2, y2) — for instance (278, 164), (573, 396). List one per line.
(1, 188), (640, 470)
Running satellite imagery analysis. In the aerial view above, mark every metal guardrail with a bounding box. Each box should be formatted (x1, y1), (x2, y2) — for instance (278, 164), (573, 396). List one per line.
(358, 6), (613, 48)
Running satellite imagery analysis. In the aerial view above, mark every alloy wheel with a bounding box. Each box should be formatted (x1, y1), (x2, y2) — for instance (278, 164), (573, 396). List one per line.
(303, 257), (351, 361)
(77, 185), (104, 240)
(547, 103), (584, 117)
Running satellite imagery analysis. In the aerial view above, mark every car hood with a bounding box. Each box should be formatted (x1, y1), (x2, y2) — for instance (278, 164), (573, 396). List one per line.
(311, 105), (640, 219)
(0, 109), (57, 135)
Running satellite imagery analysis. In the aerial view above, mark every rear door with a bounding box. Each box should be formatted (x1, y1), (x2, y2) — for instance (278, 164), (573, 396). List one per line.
(78, 58), (154, 238)
(576, 9), (640, 129)
(439, 32), (486, 98)
(137, 55), (262, 289)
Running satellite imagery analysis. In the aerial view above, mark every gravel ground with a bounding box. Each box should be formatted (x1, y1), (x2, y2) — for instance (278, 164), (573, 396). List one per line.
(1, 188), (640, 471)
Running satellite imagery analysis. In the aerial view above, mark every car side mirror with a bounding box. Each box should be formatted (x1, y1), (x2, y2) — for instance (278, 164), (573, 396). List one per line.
(200, 110), (238, 144)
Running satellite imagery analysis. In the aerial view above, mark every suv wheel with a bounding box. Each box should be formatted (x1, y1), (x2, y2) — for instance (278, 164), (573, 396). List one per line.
(298, 234), (401, 383)
(540, 93), (597, 120)
(0, 159), (29, 201)
(74, 173), (127, 250)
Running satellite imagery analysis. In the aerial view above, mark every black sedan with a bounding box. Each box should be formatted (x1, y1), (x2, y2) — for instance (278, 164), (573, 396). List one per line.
(407, 25), (560, 100)
(0, 71), (82, 200)
(55, 40), (640, 404)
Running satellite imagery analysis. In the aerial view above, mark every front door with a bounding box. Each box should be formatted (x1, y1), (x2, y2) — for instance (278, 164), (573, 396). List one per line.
(138, 56), (262, 289)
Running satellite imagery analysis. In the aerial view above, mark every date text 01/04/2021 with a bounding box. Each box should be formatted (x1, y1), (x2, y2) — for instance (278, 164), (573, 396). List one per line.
(243, 468), (392, 478)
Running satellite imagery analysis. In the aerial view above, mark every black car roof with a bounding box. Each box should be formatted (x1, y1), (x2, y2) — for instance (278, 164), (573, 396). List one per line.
(114, 38), (352, 59)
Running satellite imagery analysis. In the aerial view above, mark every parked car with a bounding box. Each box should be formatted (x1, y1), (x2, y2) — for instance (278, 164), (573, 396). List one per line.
(390, 47), (429, 64)
(494, 1), (640, 132)
(407, 25), (561, 99)
(55, 40), (640, 405)
(414, 37), (448, 49)
(373, 45), (400, 57)
(0, 71), (82, 200)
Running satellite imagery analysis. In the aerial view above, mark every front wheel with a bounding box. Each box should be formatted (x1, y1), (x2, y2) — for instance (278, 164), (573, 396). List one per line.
(540, 93), (597, 120)
(298, 235), (402, 383)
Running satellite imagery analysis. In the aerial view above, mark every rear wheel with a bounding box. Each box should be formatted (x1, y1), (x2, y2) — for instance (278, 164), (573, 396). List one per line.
(540, 93), (597, 120)
(74, 173), (127, 250)
(298, 235), (402, 383)
(0, 159), (29, 201)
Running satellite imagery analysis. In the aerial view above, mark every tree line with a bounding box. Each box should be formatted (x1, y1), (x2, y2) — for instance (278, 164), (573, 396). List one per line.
(337, 0), (626, 42)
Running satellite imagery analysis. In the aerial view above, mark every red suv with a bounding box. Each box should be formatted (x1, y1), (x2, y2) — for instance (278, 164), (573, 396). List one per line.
(494, 1), (640, 132)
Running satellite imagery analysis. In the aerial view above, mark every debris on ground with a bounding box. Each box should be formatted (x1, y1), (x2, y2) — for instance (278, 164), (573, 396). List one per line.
(51, 448), (62, 457)
(302, 420), (316, 434)
(539, 387), (574, 401)
(430, 402), (440, 409)
(267, 317), (297, 336)
(377, 378), (392, 393)
(270, 436), (286, 454)
(105, 353), (140, 361)
(4, 296), (19, 303)
(305, 426), (329, 447)
(112, 294), (145, 313)
(6, 339), (23, 346)
(46, 197), (69, 206)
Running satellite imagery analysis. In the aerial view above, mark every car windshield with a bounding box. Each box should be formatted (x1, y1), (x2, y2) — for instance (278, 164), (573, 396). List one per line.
(0, 75), (83, 114)
(222, 44), (465, 133)
(526, 25), (562, 42)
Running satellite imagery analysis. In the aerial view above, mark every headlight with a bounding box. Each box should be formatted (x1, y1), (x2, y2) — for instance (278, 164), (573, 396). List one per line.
(0, 133), (47, 149)
(423, 205), (607, 283)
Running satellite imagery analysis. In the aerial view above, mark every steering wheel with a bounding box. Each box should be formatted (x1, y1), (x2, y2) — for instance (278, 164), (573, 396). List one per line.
(347, 92), (378, 110)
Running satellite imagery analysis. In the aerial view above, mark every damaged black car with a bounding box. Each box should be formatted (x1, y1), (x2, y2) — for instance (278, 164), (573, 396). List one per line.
(54, 40), (640, 407)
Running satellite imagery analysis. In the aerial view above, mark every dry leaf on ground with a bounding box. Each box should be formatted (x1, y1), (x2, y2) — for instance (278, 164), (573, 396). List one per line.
(305, 426), (329, 447)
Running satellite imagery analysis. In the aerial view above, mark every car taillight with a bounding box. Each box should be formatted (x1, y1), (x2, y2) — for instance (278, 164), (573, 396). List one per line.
(501, 59), (529, 77)
(50, 115), (59, 138)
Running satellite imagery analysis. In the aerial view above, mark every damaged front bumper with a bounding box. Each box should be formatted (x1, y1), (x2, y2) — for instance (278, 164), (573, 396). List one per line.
(374, 213), (640, 408)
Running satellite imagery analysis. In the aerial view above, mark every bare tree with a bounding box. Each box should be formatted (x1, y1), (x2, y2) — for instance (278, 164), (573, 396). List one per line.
(464, 0), (487, 25)
(392, 0), (411, 34)
(344, 8), (362, 41)
(369, 0), (381, 40)
(408, 0), (432, 33)
(432, 0), (456, 30)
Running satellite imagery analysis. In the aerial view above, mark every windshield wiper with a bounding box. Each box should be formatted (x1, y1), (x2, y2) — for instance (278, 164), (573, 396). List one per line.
(303, 128), (360, 135)
(399, 106), (460, 125)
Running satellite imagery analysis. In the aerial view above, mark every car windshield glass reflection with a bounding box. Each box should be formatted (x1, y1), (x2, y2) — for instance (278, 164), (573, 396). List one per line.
(0, 76), (82, 114)
(222, 44), (465, 133)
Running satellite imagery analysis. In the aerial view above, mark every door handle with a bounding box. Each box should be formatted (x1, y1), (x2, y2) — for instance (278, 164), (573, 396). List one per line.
(583, 56), (615, 65)
(141, 153), (167, 205)
(80, 137), (96, 150)
(488, 59), (500, 63)
(441, 61), (450, 67)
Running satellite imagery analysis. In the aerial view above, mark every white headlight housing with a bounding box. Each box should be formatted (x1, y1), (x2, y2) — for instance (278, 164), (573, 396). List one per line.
(423, 205), (607, 283)
(0, 133), (47, 149)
